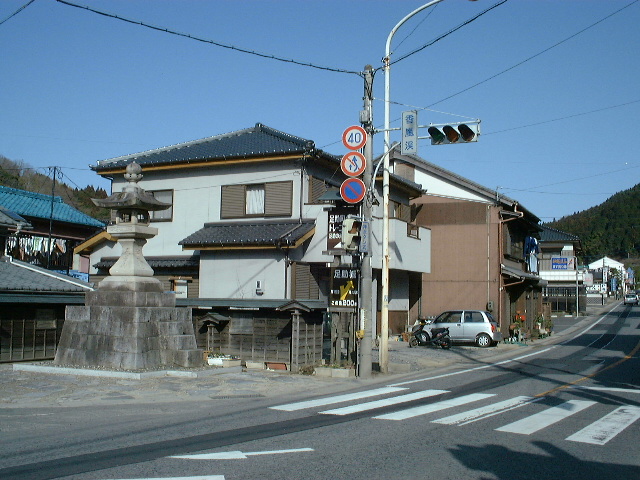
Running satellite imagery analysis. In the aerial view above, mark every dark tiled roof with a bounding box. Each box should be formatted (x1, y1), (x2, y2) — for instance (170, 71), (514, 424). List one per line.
(93, 124), (316, 171)
(0, 258), (93, 293)
(540, 225), (580, 242)
(95, 255), (200, 269)
(0, 186), (104, 228)
(179, 220), (315, 248)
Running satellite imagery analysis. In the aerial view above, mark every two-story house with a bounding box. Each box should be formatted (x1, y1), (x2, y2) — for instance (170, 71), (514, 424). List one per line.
(388, 146), (545, 338)
(80, 124), (430, 370)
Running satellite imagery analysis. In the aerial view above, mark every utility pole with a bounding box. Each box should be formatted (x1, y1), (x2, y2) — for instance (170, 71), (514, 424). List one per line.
(358, 65), (374, 378)
(47, 166), (56, 269)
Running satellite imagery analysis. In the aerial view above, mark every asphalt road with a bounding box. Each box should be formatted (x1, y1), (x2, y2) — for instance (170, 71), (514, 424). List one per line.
(1, 302), (638, 480)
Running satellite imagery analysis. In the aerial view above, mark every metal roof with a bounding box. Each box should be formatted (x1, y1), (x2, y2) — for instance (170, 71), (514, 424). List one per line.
(0, 186), (104, 228)
(179, 220), (315, 249)
(0, 257), (94, 294)
(93, 123), (315, 171)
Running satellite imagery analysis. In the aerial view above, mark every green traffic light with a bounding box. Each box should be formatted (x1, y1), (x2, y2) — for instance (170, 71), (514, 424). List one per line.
(428, 126), (445, 145)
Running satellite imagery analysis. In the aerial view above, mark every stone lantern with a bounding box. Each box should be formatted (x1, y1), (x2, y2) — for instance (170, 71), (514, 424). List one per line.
(54, 162), (202, 370)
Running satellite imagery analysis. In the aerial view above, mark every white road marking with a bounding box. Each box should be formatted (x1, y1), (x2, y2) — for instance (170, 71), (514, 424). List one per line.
(319, 390), (448, 415)
(105, 477), (225, 480)
(269, 387), (406, 411)
(432, 396), (536, 425)
(172, 448), (314, 460)
(496, 399), (596, 434)
(374, 393), (495, 421)
(389, 348), (556, 387)
(573, 386), (640, 394)
(566, 405), (640, 445)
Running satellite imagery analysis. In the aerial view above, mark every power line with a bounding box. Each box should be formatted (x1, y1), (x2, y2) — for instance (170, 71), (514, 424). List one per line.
(0, 0), (37, 26)
(54, 0), (363, 77)
(484, 99), (640, 136)
(426, 0), (640, 108)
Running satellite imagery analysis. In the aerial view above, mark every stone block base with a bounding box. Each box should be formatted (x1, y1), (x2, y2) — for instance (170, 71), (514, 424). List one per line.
(54, 291), (202, 370)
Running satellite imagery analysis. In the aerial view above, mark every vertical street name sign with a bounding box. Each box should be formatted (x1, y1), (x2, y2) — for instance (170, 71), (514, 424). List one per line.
(401, 110), (418, 155)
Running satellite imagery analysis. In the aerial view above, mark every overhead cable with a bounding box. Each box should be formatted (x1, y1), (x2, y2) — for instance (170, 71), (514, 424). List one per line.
(55, 0), (362, 76)
(426, 0), (640, 108)
(0, 0), (37, 26)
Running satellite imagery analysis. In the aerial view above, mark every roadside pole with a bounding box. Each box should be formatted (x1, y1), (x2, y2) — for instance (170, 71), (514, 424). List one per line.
(358, 65), (374, 378)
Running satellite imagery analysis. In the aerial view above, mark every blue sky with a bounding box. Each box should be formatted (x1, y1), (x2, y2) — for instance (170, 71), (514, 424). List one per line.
(2, 0), (639, 222)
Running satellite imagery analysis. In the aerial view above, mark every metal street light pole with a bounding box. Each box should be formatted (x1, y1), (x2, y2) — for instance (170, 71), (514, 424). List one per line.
(380, 0), (446, 374)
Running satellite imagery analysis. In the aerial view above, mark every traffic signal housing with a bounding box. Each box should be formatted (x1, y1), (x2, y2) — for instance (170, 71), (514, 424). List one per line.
(428, 123), (478, 145)
(341, 217), (362, 252)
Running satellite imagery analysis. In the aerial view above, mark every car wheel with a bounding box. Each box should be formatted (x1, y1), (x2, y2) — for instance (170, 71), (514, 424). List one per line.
(476, 333), (492, 348)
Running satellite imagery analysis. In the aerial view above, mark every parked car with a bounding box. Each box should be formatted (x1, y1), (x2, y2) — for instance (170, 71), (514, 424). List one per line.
(428, 310), (502, 347)
(623, 293), (638, 306)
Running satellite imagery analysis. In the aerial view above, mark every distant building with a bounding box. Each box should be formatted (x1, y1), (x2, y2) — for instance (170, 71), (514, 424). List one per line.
(0, 186), (104, 275)
(538, 225), (584, 314)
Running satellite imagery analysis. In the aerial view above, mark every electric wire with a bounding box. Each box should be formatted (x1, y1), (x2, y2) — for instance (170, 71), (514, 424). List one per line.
(483, 99), (640, 136)
(424, 0), (640, 108)
(0, 0), (37, 26)
(54, 0), (363, 77)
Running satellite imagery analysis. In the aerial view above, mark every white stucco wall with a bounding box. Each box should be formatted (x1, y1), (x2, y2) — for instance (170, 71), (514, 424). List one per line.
(199, 250), (288, 299)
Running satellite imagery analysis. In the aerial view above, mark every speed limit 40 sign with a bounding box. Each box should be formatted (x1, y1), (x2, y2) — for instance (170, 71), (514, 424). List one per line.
(342, 125), (367, 150)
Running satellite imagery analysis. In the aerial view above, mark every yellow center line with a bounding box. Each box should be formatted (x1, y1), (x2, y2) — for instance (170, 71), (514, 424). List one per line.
(535, 338), (640, 398)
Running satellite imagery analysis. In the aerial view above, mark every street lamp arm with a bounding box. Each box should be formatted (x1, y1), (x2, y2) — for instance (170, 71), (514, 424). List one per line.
(385, 0), (446, 59)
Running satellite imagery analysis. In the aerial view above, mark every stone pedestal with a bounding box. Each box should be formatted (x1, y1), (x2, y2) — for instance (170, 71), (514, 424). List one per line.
(54, 290), (203, 370)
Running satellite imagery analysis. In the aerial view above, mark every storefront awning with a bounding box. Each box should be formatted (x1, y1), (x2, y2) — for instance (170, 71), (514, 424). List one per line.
(501, 264), (548, 287)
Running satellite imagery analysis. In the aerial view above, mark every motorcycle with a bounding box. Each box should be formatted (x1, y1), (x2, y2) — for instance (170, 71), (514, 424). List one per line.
(408, 320), (452, 349)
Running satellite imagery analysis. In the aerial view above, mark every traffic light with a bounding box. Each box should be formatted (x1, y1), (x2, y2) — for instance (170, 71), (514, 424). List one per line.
(341, 217), (362, 252)
(428, 123), (478, 145)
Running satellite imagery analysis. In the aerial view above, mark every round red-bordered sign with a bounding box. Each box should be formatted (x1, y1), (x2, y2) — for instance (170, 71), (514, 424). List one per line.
(340, 177), (366, 204)
(341, 152), (367, 177)
(342, 125), (367, 150)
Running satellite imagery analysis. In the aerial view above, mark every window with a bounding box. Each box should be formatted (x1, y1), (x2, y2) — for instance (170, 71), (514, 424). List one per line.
(245, 185), (265, 215)
(221, 181), (293, 219)
(149, 190), (173, 221)
(467, 312), (485, 323)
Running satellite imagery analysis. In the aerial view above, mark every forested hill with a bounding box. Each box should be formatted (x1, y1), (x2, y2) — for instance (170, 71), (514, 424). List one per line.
(0, 155), (110, 223)
(547, 184), (640, 265)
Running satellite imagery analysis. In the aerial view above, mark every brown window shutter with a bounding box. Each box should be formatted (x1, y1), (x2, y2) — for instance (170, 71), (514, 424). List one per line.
(309, 176), (327, 203)
(221, 184), (245, 219)
(265, 181), (292, 216)
(293, 263), (320, 300)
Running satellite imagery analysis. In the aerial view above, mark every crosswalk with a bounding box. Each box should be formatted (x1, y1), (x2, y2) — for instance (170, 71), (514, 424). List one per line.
(271, 387), (640, 446)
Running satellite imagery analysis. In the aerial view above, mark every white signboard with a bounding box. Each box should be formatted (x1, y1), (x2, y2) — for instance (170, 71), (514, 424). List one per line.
(401, 110), (418, 154)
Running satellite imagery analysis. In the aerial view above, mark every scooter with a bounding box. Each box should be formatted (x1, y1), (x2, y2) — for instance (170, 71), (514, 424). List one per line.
(408, 320), (452, 349)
